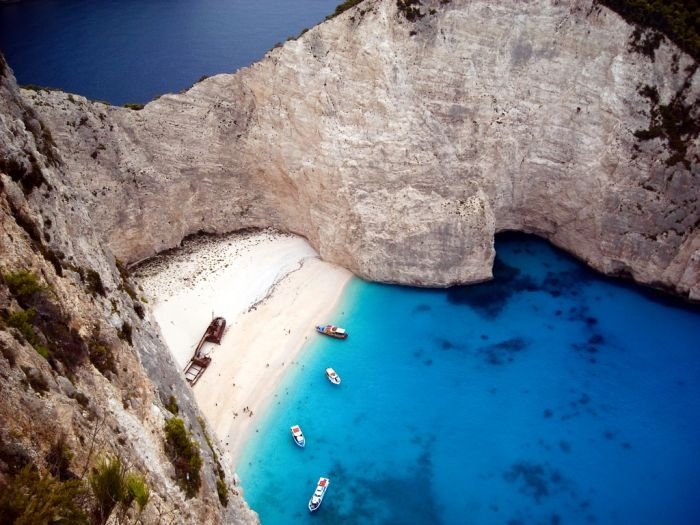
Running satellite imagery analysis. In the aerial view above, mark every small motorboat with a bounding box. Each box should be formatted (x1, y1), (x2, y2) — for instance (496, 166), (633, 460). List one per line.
(325, 367), (341, 385)
(315, 324), (348, 339)
(290, 425), (306, 448)
(308, 477), (330, 512)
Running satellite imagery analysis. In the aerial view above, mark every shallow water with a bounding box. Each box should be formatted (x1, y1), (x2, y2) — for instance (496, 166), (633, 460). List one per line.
(0, 0), (339, 104)
(238, 233), (700, 524)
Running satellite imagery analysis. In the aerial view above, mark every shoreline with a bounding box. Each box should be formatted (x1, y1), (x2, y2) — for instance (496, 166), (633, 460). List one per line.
(134, 230), (353, 468)
(209, 257), (352, 467)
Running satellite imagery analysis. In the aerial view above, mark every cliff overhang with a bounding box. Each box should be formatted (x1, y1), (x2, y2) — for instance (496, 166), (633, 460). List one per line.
(9, 0), (700, 301)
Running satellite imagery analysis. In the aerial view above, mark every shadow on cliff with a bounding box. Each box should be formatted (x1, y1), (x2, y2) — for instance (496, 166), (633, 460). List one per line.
(447, 232), (699, 317)
(446, 233), (541, 318)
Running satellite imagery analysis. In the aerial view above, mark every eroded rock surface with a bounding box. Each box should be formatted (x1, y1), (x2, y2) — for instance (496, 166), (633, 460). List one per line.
(0, 53), (257, 524)
(17, 0), (700, 296)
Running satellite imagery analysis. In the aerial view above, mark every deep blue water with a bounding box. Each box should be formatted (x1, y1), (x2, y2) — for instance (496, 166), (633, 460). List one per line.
(239, 234), (700, 525)
(0, 0), (339, 105)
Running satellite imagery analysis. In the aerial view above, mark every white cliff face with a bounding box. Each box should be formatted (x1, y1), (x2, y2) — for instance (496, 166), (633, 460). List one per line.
(23, 0), (699, 297)
(0, 56), (258, 524)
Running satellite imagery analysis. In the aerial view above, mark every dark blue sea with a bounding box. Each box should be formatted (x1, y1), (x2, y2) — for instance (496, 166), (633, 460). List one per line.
(3, 2), (700, 523)
(0, 0), (339, 105)
(240, 234), (700, 524)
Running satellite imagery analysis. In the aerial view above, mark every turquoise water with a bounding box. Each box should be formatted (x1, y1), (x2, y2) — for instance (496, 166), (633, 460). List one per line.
(239, 233), (700, 524)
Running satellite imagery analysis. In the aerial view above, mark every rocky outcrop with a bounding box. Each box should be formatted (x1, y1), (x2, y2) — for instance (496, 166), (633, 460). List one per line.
(0, 54), (257, 523)
(17, 0), (700, 298)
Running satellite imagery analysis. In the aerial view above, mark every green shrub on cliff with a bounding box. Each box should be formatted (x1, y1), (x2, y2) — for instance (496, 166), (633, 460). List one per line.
(0, 466), (88, 524)
(198, 417), (228, 506)
(6, 308), (39, 347)
(2, 269), (89, 370)
(124, 472), (150, 511)
(328, 0), (365, 19)
(597, 0), (700, 60)
(164, 417), (203, 497)
(634, 63), (699, 168)
(397, 0), (424, 21)
(89, 456), (150, 524)
(90, 457), (126, 523)
(88, 338), (116, 375)
(2, 269), (45, 300)
(216, 477), (229, 507)
(165, 395), (179, 415)
(85, 268), (106, 297)
(118, 321), (133, 346)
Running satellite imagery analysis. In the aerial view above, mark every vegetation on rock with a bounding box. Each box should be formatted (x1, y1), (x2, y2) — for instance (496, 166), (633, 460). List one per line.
(328, 0), (366, 19)
(133, 302), (145, 319)
(2, 269), (89, 372)
(21, 365), (50, 392)
(0, 153), (46, 195)
(216, 478), (229, 508)
(88, 337), (117, 376)
(397, 0), (424, 22)
(6, 308), (41, 349)
(3, 270), (45, 299)
(165, 395), (179, 415)
(116, 259), (138, 301)
(598, 0), (700, 60)
(0, 441), (150, 524)
(117, 321), (133, 346)
(163, 417), (203, 498)
(198, 417), (228, 507)
(0, 466), (88, 525)
(45, 435), (75, 481)
(20, 84), (65, 93)
(635, 68), (700, 168)
(89, 456), (150, 524)
(5, 200), (62, 277)
(85, 269), (106, 297)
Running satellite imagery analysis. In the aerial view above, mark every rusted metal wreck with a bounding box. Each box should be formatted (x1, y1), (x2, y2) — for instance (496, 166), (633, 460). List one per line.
(184, 316), (226, 385)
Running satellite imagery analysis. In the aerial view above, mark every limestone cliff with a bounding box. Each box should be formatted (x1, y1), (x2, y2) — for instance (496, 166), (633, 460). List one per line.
(0, 54), (257, 523)
(21, 0), (699, 299)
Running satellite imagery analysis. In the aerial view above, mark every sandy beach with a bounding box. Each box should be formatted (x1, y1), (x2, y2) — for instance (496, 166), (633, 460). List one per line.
(134, 230), (353, 467)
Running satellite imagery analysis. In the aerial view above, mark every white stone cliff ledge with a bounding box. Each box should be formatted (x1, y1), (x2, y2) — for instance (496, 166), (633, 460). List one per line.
(22, 0), (700, 299)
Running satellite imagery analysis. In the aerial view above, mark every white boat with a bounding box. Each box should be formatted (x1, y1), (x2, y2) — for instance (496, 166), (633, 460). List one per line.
(308, 477), (330, 512)
(325, 367), (341, 385)
(290, 425), (306, 448)
(315, 324), (348, 339)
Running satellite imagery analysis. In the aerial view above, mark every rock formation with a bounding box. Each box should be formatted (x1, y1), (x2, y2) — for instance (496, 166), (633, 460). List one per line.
(20, 0), (698, 299)
(0, 54), (257, 523)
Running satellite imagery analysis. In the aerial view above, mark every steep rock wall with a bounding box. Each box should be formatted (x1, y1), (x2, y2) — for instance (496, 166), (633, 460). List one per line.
(0, 54), (257, 524)
(24, 0), (700, 297)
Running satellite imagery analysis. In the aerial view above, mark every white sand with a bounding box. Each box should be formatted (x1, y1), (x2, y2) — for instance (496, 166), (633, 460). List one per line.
(134, 230), (352, 467)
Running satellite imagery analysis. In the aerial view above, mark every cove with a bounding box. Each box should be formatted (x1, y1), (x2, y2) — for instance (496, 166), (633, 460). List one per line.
(238, 233), (700, 525)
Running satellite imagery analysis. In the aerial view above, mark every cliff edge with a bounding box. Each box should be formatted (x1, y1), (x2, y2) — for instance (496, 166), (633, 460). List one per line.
(13, 0), (700, 297)
(23, 0), (698, 298)
(0, 54), (257, 523)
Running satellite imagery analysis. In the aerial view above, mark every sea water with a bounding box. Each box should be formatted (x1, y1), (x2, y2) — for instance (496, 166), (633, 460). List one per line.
(238, 233), (700, 524)
(0, 0), (340, 105)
